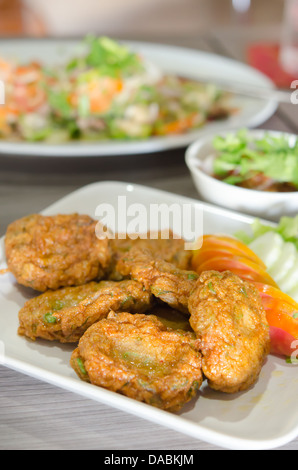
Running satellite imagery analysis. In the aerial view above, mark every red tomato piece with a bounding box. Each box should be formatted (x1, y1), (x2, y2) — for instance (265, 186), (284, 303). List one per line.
(269, 326), (297, 357)
(192, 235), (267, 270)
(194, 255), (279, 288)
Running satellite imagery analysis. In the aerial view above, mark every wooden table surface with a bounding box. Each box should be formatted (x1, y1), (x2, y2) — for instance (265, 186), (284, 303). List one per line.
(0, 30), (297, 451)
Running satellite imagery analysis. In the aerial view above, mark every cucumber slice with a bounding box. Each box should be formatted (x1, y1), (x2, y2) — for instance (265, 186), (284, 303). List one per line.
(249, 232), (284, 270)
(268, 242), (297, 284)
(287, 284), (298, 303)
(279, 256), (298, 293)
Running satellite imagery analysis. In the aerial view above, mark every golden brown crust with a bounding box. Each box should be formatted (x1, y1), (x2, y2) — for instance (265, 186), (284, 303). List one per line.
(188, 270), (270, 393)
(18, 280), (153, 343)
(55, 280), (153, 341)
(71, 311), (203, 411)
(5, 213), (111, 292)
(116, 246), (198, 314)
(108, 231), (192, 281)
(18, 282), (101, 342)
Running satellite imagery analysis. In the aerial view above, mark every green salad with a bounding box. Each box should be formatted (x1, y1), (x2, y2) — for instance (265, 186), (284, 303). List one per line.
(212, 129), (298, 192)
(0, 36), (232, 143)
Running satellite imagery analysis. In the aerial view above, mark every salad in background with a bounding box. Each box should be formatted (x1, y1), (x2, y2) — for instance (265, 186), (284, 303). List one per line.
(211, 129), (298, 192)
(0, 36), (232, 143)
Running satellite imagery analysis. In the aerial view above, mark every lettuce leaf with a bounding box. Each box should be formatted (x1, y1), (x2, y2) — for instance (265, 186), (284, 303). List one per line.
(236, 216), (298, 250)
(212, 129), (298, 188)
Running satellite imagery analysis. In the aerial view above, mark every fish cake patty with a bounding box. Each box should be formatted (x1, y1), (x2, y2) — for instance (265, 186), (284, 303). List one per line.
(116, 246), (198, 314)
(188, 270), (270, 393)
(5, 213), (111, 291)
(18, 280), (153, 343)
(71, 311), (203, 411)
(108, 232), (192, 280)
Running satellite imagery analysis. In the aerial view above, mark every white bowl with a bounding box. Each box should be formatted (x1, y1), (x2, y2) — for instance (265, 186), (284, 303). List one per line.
(185, 129), (298, 221)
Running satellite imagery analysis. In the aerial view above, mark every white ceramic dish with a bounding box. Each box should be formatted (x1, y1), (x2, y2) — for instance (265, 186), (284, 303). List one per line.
(0, 39), (277, 157)
(0, 181), (297, 450)
(185, 129), (298, 221)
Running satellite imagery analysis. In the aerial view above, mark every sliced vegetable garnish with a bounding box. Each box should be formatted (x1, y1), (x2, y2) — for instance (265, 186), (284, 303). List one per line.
(269, 326), (297, 357)
(193, 255), (279, 288)
(191, 226), (298, 358)
(250, 282), (298, 357)
(249, 232), (284, 271)
(192, 234), (266, 270)
(254, 282), (298, 311)
(236, 215), (298, 250)
(236, 216), (298, 302)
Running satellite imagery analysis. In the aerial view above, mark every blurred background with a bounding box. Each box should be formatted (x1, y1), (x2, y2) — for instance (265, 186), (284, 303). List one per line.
(0, 0), (296, 86)
(0, 0), (285, 38)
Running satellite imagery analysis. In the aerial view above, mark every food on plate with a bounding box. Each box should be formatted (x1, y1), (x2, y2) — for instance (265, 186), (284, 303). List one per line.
(188, 271), (270, 393)
(18, 281), (102, 342)
(5, 213), (111, 292)
(1, 209), (278, 412)
(116, 245), (198, 314)
(71, 311), (203, 411)
(0, 36), (232, 143)
(190, 231), (298, 357)
(249, 232), (298, 298)
(211, 129), (298, 192)
(108, 231), (192, 280)
(253, 282), (298, 357)
(191, 234), (278, 288)
(18, 280), (153, 343)
(193, 255), (279, 288)
(233, 215), (298, 356)
(191, 234), (267, 270)
(236, 216), (298, 301)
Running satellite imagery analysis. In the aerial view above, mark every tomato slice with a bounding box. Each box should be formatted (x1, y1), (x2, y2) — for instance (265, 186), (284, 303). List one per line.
(254, 282), (298, 315)
(269, 326), (297, 357)
(155, 112), (199, 135)
(190, 235), (298, 357)
(192, 235), (267, 270)
(192, 247), (266, 271)
(266, 309), (298, 341)
(194, 255), (279, 288)
(252, 282), (298, 357)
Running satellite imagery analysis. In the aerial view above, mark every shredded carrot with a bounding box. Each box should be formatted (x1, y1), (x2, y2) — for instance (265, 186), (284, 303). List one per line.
(70, 77), (123, 114)
(156, 112), (199, 135)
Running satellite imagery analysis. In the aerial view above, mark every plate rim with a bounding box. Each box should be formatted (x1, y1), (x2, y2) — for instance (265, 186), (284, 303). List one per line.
(0, 39), (278, 157)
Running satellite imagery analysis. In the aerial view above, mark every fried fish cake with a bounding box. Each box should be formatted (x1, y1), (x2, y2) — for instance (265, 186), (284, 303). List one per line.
(188, 271), (270, 393)
(116, 246), (198, 314)
(18, 280), (153, 343)
(108, 232), (192, 281)
(71, 311), (203, 411)
(5, 213), (111, 292)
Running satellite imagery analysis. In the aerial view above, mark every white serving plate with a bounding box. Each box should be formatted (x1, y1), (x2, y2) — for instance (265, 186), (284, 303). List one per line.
(0, 181), (297, 450)
(0, 39), (277, 157)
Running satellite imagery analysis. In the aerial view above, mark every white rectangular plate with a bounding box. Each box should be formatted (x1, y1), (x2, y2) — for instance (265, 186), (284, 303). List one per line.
(0, 181), (297, 450)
